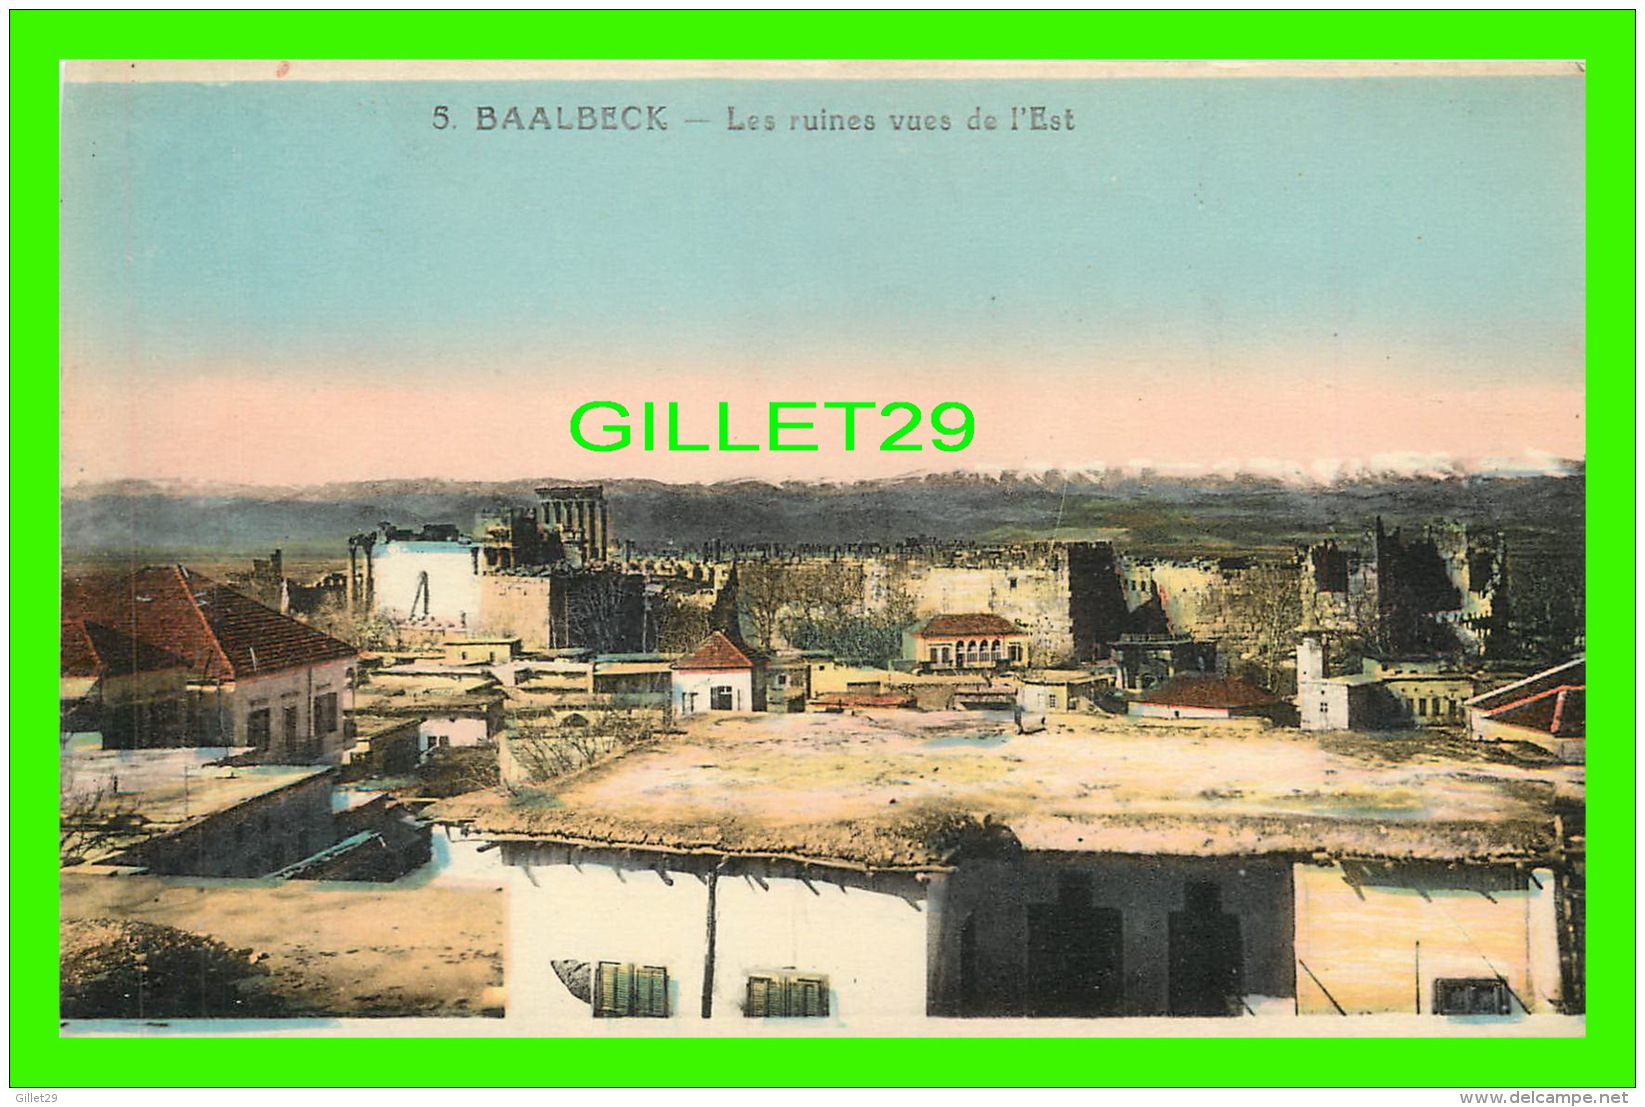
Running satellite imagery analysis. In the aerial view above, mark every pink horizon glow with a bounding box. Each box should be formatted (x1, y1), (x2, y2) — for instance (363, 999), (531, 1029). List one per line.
(60, 367), (1584, 487)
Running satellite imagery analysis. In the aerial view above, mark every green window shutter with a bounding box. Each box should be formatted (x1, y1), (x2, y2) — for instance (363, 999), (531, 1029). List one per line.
(746, 973), (830, 1017)
(594, 961), (620, 1017)
(746, 975), (774, 1018)
(595, 961), (636, 1017)
(793, 976), (828, 1018)
(595, 962), (667, 1017)
(615, 963), (635, 1015)
(636, 966), (668, 1018)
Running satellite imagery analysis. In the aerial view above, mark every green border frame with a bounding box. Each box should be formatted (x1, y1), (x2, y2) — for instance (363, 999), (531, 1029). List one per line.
(12, 10), (1635, 1089)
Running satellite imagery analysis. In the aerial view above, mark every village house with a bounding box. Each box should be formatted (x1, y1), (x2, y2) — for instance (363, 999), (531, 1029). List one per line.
(911, 614), (1030, 672)
(61, 745), (332, 876)
(800, 658), (963, 711)
(1361, 656), (1477, 728)
(1129, 674), (1282, 722)
(62, 567), (358, 761)
(672, 631), (764, 716)
(806, 658), (896, 697)
(764, 652), (812, 714)
(62, 745), (429, 881)
(590, 655), (675, 707)
(441, 638), (522, 666)
(345, 715), (425, 776)
(1296, 634), (1477, 732)
(60, 617), (191, 748)
(352, 668), (506, 762)
(1016, 670), (1109, 716)
(431, 708), (1577, 1025)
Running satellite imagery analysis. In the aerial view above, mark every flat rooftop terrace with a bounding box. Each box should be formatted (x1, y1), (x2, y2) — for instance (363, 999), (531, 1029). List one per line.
(434, 710), (1581, 868)
(64, 748), (331, 829)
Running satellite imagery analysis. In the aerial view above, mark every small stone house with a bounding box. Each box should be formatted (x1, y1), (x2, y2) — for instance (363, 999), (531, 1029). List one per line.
(672, 631), (763, 716)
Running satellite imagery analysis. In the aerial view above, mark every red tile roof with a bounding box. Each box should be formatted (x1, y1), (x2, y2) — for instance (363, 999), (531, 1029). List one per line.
(1466, 658), (1584, 712)
(60, 618), (102, 678)
(1481, 685), (1585, 738)
(671, 631), (755, 671)
(1136, 674), (1279, 709)
(62, 566), (356, 682)
(916, 614), (1023, 638)
(61, 616), (190, 678)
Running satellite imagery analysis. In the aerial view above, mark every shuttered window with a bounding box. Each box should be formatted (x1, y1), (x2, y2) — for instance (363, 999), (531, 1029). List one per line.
(313, 692), (339, 735)
(745, 973), (830, 1018)
(1433, 977), (1511, 1016)
(593, 962), (669, 1018)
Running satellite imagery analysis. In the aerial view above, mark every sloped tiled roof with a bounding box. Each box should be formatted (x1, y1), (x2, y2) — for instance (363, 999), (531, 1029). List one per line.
(62, 566), (356, 682)
(1466, 658), (1584, 712)
(61, 616), (190, 678)
(671, 631), (755, 671)
(1137, 674), (1279, 709)
(1482, 685), (1585, 739)
(193, 578), (357, 675)
(917, 614), (1022, 637)
(60, 618), (102, 678)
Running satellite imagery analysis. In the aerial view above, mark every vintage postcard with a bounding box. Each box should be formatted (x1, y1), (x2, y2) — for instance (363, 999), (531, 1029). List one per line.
(56, 58), (1588, 1043)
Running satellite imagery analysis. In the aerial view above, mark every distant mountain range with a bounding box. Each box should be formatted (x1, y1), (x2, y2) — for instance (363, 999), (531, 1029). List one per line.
(62, 469), (1584, 563)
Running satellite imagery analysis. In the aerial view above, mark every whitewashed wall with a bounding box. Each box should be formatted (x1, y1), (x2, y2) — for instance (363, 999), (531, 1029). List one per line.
(505, 854), (711, 1026)
(223, 658), (354, 759)
(713, 870), (930, 1021)
(418, 715), (490, 755)
(672, 668), (752, 716)
(496, 846), (931, 1029)
(1294, 862), (1561, 1015)
(373, 541), (483, 627)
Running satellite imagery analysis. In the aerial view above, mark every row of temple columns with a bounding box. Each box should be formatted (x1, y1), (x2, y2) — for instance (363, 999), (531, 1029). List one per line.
(540, 493), (609, 563)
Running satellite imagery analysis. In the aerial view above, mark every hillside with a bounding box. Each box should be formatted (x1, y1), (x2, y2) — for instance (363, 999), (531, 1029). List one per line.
(61, 470), (1584, 562)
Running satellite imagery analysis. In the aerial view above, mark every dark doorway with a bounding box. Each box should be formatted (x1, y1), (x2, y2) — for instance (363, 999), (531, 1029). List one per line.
(246, 708), (271, 748)
(710, 685), (734, 711)
(956, 911), (1017, 1015)
(1168, 881), (1243, 1016)
(1025, 875), (1123, 1016)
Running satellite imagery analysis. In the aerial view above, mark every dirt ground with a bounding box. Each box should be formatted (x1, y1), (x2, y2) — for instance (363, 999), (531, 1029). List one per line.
(60, 874), (505, 1018)
(578, 710), (1574, 822)
(439, 708), (1582, 864)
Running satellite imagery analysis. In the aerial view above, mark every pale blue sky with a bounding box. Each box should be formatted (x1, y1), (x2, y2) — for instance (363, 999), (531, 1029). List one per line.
(62, 76), (1584, 385)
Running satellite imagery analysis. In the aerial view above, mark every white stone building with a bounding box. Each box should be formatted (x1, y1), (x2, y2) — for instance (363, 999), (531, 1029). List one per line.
(671, 631), (760, 716)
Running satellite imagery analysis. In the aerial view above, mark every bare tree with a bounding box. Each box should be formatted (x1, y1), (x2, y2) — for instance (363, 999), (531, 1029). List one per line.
(299, 595), (401, 650)
(60, 761), (139, 867)
(564, 572), (636, 653)
(1242, 560), (1306, 695)
(781, 564), (914, 667)
(657, 590), (712, 653)
(736, 563), (795, 650)
(788, 562), (864, 629)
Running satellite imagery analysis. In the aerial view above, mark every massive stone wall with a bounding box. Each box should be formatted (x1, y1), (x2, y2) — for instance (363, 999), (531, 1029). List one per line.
(480, 575), (556, 651)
